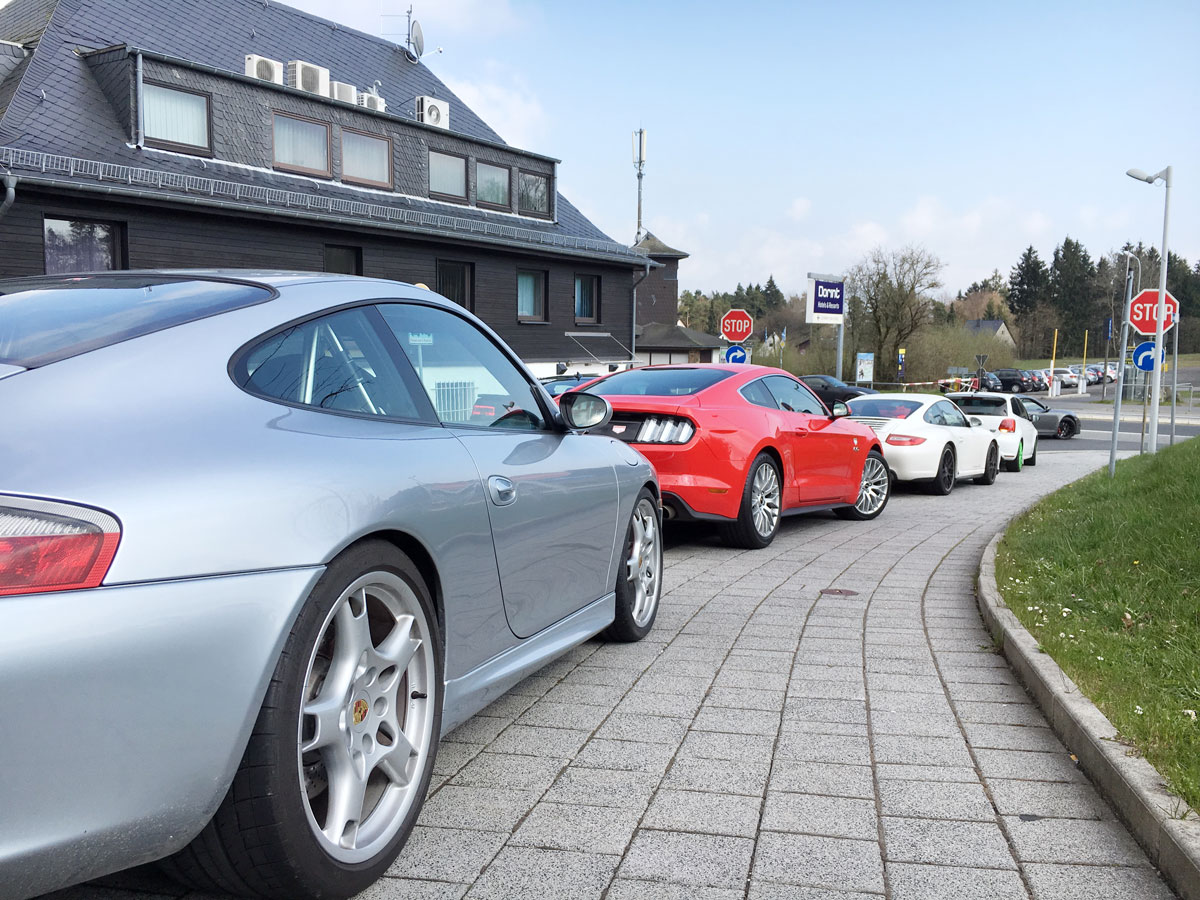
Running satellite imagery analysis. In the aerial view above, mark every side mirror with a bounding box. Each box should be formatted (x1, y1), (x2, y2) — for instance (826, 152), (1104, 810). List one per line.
(559, 391), (613, 432)
(968, 416), (983, 427)
(831, 401), (849, 418)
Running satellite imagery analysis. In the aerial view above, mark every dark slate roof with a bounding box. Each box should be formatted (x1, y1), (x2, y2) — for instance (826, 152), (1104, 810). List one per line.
(635, 230), (688, 259)
(0, 0), (645, 266)
(635, 322), (724, 350)
(0, 0), (57, 44)
(965, 319), (1007, 334)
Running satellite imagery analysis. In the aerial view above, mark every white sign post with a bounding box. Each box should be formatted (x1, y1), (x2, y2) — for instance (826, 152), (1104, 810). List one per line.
(807, 272), (846, 381)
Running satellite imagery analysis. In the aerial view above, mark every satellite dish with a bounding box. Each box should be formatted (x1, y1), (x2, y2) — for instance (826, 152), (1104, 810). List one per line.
(404, 17), (424, 63)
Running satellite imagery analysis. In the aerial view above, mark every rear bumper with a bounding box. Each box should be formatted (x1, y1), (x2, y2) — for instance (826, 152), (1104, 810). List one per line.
(880, 444), (940, 482)
(0, 567), (323, 899)
(636, 443), (743, 521)
(995, 432), (1023, 460)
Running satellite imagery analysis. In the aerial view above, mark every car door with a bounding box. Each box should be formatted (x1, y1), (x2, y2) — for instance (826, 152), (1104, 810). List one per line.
(377, 302), (619, 639)
(1009, 396), (1039, 450)
(929, 400), (986, 475)
(763, 375), (851, 501)
(1017, 397), (1049, 435)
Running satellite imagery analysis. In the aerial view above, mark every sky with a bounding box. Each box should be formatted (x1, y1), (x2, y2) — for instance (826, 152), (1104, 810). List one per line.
(212, 2), (1200, 297)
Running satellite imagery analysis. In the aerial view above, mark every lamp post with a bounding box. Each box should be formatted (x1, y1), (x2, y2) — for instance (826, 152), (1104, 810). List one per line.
(1126, 165), (1172, 454)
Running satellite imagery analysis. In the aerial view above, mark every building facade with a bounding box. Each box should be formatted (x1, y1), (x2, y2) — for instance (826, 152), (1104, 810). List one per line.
(632, 231), (722, 365)
(0, 0), (650, 375)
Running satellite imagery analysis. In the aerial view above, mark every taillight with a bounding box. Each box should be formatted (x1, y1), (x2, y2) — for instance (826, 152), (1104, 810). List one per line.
(998, 418), (1017, 433)
(886, 434), (926, 446)
(635, 416), (696, 444)
(0, 497), (120, 596)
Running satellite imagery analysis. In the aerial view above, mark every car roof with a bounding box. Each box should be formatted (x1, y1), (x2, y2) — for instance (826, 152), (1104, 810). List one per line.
(0, 269), (427, 293)
(947, 391), (1009, 401)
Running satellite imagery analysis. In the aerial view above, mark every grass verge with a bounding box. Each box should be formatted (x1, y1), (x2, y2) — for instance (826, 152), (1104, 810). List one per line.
(996, 437), (1200, 811)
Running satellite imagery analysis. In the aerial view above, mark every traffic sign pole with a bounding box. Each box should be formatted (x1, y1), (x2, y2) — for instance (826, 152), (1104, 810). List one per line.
(1148, 166), (1173, 455)
(1109, 263), (1135, 477)
(1171, 312), (1180, 445)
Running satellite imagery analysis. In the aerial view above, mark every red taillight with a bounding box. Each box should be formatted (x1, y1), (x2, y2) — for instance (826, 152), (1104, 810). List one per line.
(0, 499), (120, 596)
(998, 418), (1017, 433)
(886, 434), (926, 446)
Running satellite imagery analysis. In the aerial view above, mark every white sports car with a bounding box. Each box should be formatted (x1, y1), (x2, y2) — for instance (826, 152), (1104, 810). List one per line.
(845, 393), (1000, 494)
(946, 392), (1039, 471)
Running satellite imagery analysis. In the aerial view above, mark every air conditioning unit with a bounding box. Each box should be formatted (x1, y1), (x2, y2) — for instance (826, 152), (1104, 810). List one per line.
(329, 81), (358, 104)
(357, 92), (387, 113)
(245, 54), (284, 84)
(287, 60), (330, 96)
(416, 95), (449, 129)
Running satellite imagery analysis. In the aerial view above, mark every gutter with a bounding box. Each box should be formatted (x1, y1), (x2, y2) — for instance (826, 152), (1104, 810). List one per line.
(630, 259), (651, 365)
(0, 173), (15, 220)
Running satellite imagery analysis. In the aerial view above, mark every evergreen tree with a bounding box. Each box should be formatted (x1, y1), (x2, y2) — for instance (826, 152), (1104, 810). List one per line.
(1008, 246), (1050, 320)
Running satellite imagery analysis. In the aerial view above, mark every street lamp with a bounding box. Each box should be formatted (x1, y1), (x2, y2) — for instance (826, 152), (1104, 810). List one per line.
(1125, 165), (1172, 454)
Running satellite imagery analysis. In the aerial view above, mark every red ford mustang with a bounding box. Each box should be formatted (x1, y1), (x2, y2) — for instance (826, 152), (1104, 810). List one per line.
(576, 364), (890, 548)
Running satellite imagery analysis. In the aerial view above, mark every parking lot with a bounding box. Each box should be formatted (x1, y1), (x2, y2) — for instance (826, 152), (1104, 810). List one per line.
(55, 449), (1175, 900)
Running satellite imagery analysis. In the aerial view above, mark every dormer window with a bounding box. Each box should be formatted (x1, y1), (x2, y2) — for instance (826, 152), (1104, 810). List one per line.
(429, 150), (466, 201)
(342, 129), (391, 189)
(477, 162), (510, 210)
(273, 113), (331, 177)
(143, 83), (211, 155)
(518, 171), (550, 217)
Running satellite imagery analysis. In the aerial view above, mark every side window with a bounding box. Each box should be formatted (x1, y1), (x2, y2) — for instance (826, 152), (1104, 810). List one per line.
(740, 378), (778, 409)
(923, 404), (946, 426)
(1013, 400), (1032, 421)
(764, 375), (826, 415)
(940, 402), (968, 428)
(377, 303), (547, 431)
(237, 308), (428, 420)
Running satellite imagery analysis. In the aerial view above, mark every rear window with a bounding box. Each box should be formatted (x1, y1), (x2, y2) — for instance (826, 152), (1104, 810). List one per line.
(952, 396), (1007, 413)
(588, 367), (734, 397)
(0, 274), (274, 367)
(847, 397), (923, 419)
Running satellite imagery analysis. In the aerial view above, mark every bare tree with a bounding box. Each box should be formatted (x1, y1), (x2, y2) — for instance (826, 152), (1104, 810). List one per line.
(847, 246), (944, 381)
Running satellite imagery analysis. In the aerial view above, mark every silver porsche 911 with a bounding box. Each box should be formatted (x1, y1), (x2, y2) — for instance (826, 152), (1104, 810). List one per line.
(0, 272), (662, 900)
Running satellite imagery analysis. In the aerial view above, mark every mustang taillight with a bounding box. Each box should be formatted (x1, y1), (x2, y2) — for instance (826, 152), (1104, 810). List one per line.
(635, 416), (696, 444)
(886, 434), (926, 446)
(998, 418), (1017, 433)
(0, 498), (120, 596)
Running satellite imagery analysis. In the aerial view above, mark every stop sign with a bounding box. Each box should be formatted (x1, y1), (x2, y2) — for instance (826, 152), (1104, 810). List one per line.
(720, 309), (754, 343)
(1129, 289), (1179, 336)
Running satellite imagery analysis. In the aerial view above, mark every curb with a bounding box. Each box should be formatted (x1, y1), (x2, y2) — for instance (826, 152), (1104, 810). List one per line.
(977, 533), (1200, 900)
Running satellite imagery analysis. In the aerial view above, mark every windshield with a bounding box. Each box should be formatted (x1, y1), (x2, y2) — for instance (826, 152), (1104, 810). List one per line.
(588, 367), (734, 396)
(0, 275), (274, 367)
(952, 395), (1007, 413)
(847, 397), (923, 419)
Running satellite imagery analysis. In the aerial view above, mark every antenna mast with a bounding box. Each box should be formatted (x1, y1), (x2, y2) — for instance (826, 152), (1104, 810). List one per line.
(632, 128), (646, 243)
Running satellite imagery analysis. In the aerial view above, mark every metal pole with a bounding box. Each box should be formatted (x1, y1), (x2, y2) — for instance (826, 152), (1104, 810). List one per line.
(1102, 317), (1110, 401)
(835, 323), (844, 382)
(1109, 262), (1134, 477)
(1080, 329), (1088, 395)
(1171, 312), (1179, 445)
(1140, 369), (1149, 453)
(1147, 166), (1173, 454)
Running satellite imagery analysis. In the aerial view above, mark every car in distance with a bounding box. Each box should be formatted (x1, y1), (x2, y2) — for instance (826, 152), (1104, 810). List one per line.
(1051, 367), (1079, 387)
(979, 371), (1003, 391)
(992, 367), (1036, 393)
(845, 393), (1000, 494)
(797, 373), (879, 407)
(947, 392), (1039, 470)
(1016, 395), (1081, 439)
(1069, 364), (1100, 386)
(0, 272), (662, 900)
(1023, 369), (1048, 391)
(577, 364), (891, 549)
(540, 372), (603, 397)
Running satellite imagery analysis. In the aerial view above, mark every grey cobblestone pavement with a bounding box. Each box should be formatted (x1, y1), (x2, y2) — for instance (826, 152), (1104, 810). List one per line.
(52, 450), (1176, 900)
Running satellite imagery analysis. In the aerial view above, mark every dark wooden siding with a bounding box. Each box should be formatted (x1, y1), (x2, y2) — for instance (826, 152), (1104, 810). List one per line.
(637, 257), (679, 326)
(1, 188), (635, 364)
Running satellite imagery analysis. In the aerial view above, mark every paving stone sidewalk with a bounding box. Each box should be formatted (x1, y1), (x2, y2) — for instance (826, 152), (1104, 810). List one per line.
(55, 450), (1175, 900)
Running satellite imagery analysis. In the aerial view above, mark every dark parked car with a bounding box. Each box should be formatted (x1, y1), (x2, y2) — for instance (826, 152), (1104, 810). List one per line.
(1016, 396), (1081, 439)
(992, 368), (1036, 393)
(1023, 370), (1048, 391)
(975, 371), (1003, 391)
(797, 374), (878, 408)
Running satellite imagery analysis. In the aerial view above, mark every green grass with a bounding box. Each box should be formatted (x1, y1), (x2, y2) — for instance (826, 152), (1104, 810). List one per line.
(996, 438), (1200, 812)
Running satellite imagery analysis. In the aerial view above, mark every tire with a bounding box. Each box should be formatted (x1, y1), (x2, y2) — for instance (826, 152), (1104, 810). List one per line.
(604, 488), (662, 642)
(1056, 419), (1076, 439)
(974, 442), (1000, 485)
(835, 449), (890, 520)
(927, 445), (956, 495)
(1004, 440), (1025, 473)
(720, 452), (782, 549)
(1010, 384), (1022, 393)
(1026, 438), (1037, 466)
(165, 541), (443, 900)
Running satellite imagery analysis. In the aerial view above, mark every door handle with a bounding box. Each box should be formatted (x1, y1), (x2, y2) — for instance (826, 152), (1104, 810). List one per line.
(488, 475), (517, 506)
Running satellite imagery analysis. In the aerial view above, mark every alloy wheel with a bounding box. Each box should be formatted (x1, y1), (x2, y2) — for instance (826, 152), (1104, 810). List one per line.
(297, 571), (436, 864)
(855, 455), (890, 515)
(625, 497), (662, 627)
(940, 450), (955, 493)
(750, 462), (781, 538)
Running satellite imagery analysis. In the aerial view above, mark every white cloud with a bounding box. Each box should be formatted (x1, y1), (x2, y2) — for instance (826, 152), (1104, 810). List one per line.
(787, 197), (812, 221)
(443, 66), (547, 149)
(1023, 211), (1052, 237)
